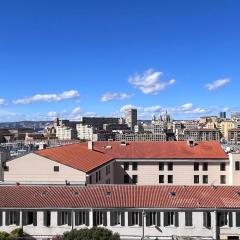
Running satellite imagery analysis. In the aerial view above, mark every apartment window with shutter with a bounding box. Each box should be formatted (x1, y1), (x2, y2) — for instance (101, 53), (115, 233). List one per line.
(43, 211), (51, 227)
(220, 175), (226, 184)
(0, 211), (2, 226)
(159, 175), (164, 184)
(128, 212), (142, 226)
(236, 161), (240, 171)
(57, 211), (72, 226)
(194, 175), (199, 184)
(167, 162), (173, 171)
(132, 162), (138, 171)
(75, 211), (89, 226)
(159, 162), (164, 171)
(203, 212), (211, 228)
(5, 211), (20, 225)
(185, 212), (193, 226)
(220, 163), (226, 171)
(168, 175), (173, 184)
(146, 211), (161, 226)
(202, 163), (208, 171)
(132, 175), (138, 184)
(93, 211), (107, 226)
(124, 162), (129, 171)
(217, 212), (232, 227)
(23, 211), (37, 226)
(110, 211), (124, 226)
(194, 163), (199, 171)
(106, 165), (111, 175)
(203, 175), (208, 184)
(236, 212), (240, 227)
(164, 212), (178, 227)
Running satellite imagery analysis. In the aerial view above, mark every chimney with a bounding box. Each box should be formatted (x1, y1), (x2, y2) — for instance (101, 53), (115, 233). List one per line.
(187, 139), (195, 147)
(88, 141), (93, 150)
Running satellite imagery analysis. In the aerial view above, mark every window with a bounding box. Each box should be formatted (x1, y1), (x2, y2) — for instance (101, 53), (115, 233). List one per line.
(203, 212), (211, 228)
(132, 162), (138, 171)
(203, 175), (208, 184)
(89, 175), (92, 184)
(202, 163), (208, 171)
(236, 161), (240, 171)
(124, 162), (129, 170)
(159, 175), (164, 184)
(96, 170), (101, 183)
(128, 212), (142, 226)
(220, 175), (226, 184)
(23, 211), (37, 226)
(132, 175), (138, 184)
(5, 211), (20, 225)
(159, 163), (164, 171)
(167, 162), (173, 171)
(185, 212), (192, 226)
(220, 163), (226, 171)
(194, 163), (199, 171)
(106, 165), (111, 175)
(110, 211), (124, 226)
(43, 211), (51, 227)
(124, 174), (130, 184)
(217, 212), (232, 227)
(146, 212), (161, 227)
(168, 175), (173, 184)
(57, 211), (71, 226)
(106, 179), (110, 184)
(236, 212), (240, 227)
(75, 211), (89, 226)
(54, 166), (59, 172)
(164, 212), (178, 227)
(3, 166), (9, 171)
(93, 211), (107, 226)
(194, 175), (199, 184)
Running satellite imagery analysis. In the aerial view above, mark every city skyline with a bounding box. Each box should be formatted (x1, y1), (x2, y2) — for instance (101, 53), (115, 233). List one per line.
(0, 0), (240, 121)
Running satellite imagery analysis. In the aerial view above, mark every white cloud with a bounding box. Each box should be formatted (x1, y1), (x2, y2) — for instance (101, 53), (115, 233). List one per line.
(101, 92), (132, 102)
(120, 104), (139, 113)
(129, 69), (176, 94)
(143, 105), (162, 113)
(205, 78), (230, 91)
(47, 111), (58, 118)
(0, 98), (5, 105)
(13, 90), (80, 104)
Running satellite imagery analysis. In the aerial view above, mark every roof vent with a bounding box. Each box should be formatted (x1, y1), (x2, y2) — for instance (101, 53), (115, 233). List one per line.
(120, 141), (128, 146)
(105, 145), (112, 149)
(187, 139), (195, 147)
(169, 191), (176, 197)
(237, 192), (240, 197)
(73, 191), (79, 196)
(88, 141), (93, 150)
(106, 191), (112, 197)
(41, 191), (48, 196)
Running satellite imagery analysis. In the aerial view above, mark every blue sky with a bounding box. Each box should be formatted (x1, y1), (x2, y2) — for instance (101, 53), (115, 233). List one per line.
(0, 0), (239, 121)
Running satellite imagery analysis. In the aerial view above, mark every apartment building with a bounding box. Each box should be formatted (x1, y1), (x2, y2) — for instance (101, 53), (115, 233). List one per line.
(76, 123), (93, 141)
(115, 133), (167, 142)
(228, 128), (240, 143)
(5, 140), (238, 186)
(1, 185), (240, 239)
(55, 126), (77, 140)
(184, 128), (220, 141)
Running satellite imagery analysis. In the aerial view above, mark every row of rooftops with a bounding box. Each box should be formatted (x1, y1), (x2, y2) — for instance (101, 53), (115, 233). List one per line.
(34, 141), (228, 173)
(0, 184), (240, 209)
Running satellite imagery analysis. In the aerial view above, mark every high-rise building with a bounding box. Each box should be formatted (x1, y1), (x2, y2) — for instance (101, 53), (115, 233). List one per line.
(220, 112), (226, 119)
(125, 108), (137, 131)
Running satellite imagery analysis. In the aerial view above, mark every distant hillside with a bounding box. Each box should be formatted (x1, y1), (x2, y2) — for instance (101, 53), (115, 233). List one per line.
(0, 121), (52, 130)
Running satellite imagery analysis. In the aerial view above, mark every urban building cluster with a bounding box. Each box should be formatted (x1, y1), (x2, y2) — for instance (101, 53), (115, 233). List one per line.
(1, 110), (240, 239)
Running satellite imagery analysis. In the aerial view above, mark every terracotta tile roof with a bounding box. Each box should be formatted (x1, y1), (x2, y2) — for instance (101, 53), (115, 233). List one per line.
(35, 143), (113, 173)
(92, 141), (227, 159)
(0, 185), (240, 209)
(35, 141), (227, 173)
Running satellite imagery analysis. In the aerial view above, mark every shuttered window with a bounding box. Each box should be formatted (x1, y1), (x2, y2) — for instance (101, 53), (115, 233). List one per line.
(203, 212), (211, 228)
(57, 211), (72, 226)
(43, 211), (51, 227)
(75, 211), (89, 226)
(236, 212), (240, 227)
(93, 211), (107, 226)
(146, 211), (161, 227)
(185, 211), (193, 226)
(128, 212), (142, 226)
(5, 211), (20, 226)
(164, 212), (178, 227)
(22, 211), (37, 226)
(110, 211), (124, 226)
